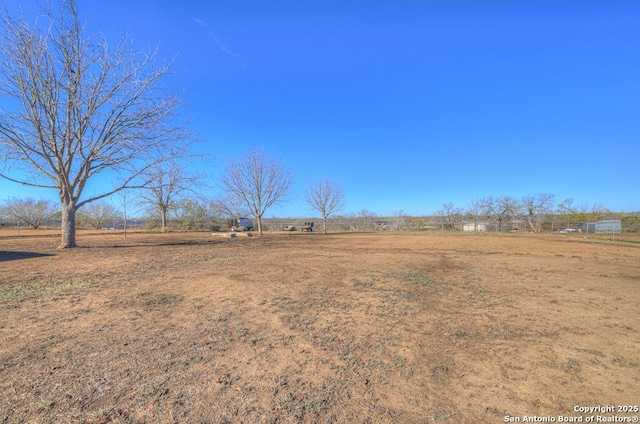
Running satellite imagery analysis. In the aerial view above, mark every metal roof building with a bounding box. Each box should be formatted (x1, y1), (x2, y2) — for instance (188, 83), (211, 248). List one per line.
(582, 220), (621, 233)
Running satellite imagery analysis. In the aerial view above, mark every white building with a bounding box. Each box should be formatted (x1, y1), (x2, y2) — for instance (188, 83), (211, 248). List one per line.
(463, 223), (486, 232)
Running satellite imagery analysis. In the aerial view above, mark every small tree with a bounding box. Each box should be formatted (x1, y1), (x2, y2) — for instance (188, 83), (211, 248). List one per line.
(557, 198), (577, 230)
(356, 209), (378, 232)
(465, 198), (485, 231)
(118, 190), (129, 238)
(77, 201), (120, 229)
(220, 148), (293, 235)
(521, 193), (555, 232)
(212, 193), (251, 219)
(136, 162), (202, 230)
(437, 202), (463, 230)
(390, 210), (406, 232)
(304, 180), (346, 234)
(171, 197), (216, 230)
(1, 197), (58, 229)
(557, 198), (608, 230)
(481, 196), (520, 231)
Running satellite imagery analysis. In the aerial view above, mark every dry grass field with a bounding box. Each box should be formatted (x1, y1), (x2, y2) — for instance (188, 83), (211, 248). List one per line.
(1, 230), (638, 423)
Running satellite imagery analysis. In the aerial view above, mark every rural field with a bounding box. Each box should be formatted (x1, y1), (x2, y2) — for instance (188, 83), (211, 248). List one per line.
(0, 230), (638, 423)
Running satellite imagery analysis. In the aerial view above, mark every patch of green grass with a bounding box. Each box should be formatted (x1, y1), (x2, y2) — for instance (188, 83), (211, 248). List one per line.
(142, 293), (183, 307)
(487, 323), (530, 339)
(352, 278), (374, 290)
(38, 398), (54, 408)
(388, 269), (439, 288)
(138, 376), (170, 401)
(612, 356), (639, 368)
(549, 358), (582, 375)
(428, 411), (456, 420)
(0, 279), (94, 302)
(416, 278), (435, 287)
(575, 347), (605, 357)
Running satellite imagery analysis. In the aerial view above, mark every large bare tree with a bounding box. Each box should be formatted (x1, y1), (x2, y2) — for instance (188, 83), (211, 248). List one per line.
(220, 148), (293, 235)
(0, 1), (189, 247)
(304, 180), (346, 234)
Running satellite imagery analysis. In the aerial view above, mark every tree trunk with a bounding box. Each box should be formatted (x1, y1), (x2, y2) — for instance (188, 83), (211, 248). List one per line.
(60, 201), (77, 248)
(257, 216), (263, 235)
(161, 208), (168, 230)
(323, 215), (327, 235)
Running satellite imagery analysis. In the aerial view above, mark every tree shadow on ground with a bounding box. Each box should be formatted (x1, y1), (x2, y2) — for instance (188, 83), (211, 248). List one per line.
(0, 252), (54, 262)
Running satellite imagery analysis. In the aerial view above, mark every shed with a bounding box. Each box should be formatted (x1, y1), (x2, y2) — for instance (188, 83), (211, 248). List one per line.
(582, 220), (621, 233)
(463, 223), (486, 232)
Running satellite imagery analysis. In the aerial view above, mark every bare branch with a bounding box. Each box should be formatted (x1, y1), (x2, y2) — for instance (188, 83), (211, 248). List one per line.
(212, 193), (251, 219)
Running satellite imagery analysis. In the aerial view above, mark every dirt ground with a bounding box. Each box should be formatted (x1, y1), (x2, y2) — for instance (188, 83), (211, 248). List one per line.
(1, 230), (638, 423)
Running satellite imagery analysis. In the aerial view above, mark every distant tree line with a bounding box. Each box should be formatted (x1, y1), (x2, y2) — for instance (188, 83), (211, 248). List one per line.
(1, 192), (638, 233)
(434, 195), (638, 232)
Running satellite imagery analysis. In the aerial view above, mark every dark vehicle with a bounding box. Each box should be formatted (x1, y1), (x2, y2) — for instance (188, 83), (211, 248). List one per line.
(299, 222), (314, 232)
(227, 217), (254, 232)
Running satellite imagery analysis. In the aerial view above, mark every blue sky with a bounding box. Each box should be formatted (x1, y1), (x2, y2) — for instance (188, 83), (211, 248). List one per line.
(1, 1), (639, 217)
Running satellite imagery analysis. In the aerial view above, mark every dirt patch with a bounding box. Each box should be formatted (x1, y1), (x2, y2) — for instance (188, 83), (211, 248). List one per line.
(1, 231), (638, 423)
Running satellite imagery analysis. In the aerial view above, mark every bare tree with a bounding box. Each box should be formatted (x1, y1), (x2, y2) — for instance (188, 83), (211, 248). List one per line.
(390, 210), (406, 232)
(481, 196), (520, 231)
(0, 1), (189, 247)
(77, 201), (120, 229)
(304, 180), (346, 234)
(171, 196), (216, 230)
(521, 193), (555, 232)
(464, 198), (485, 231)
(118, 190), (129, 238)
(220, 148), (293, 235)
(557, 198), (577, 230)
(135, 162), (202, 229)
(437, 202), (463, 230)
(557, 198), (609, 230)
(355, 209), (378, 232)
(212, 193), (251, 219)
(333, 213), (357, 232)
(0, 197), (58, 229)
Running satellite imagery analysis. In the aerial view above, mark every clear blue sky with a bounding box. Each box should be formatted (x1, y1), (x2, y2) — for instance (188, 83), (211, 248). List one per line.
(1, 1), (639, 217)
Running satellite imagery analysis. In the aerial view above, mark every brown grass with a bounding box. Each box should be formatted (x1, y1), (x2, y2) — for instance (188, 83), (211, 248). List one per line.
(0, 231), (638, 423)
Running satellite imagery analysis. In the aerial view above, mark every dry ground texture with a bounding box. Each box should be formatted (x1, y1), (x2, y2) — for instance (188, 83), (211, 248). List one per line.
(0, 230), (638, 423)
